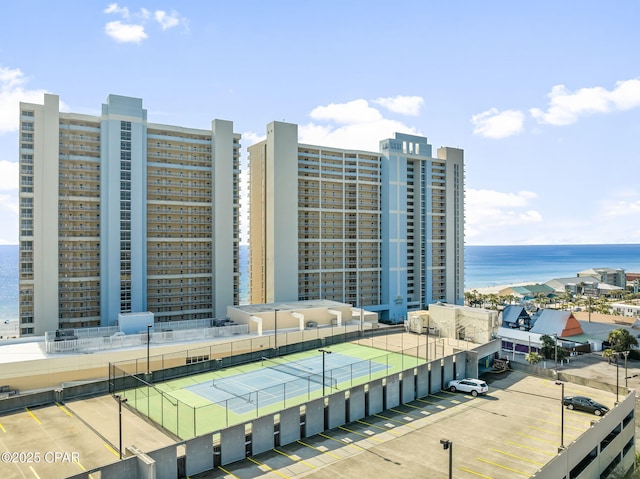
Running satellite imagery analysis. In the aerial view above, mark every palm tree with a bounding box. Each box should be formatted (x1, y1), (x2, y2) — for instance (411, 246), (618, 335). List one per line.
(602, 348), (616, 364)
(525, 351), (542, 365)
(607, 328), (638, 352)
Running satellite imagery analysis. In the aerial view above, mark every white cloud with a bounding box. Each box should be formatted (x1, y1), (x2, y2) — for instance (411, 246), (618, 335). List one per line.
(310, 99), (382, 125)
(373, 95), (424, 116)
(242, 131), (266, 149)
(104, 3), (129, 17)
(301, 98), (421, 151)
(471, 108), (525, 139)
(530, 78), (640, 126)
(104, 5), (186, 42)
(155, 10), (181, 30)
(0, 66), (49, 134)
(600, 198), (640, 217)
(105, 20), (148, 43)
(465, 188), (542, 244)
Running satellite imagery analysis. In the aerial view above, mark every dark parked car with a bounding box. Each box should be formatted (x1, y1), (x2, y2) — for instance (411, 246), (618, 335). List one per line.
(563, 396), (609, 416)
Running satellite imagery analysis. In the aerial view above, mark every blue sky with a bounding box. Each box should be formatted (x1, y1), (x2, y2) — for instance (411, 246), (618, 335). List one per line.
(1, 1), (639, 246)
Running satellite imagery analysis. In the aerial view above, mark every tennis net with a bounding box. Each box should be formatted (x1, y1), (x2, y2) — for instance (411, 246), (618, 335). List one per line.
(211, 379), (254, 404)
(266, 360), (338, 389)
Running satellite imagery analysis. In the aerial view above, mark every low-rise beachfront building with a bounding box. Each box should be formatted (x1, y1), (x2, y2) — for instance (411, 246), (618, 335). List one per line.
(578, 267), (626, 288)
(610, 302), (640, 318)
(545, 276), (623, 297)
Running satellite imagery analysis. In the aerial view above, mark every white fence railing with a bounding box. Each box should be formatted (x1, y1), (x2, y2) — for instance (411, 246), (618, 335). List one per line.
(45, 324), (249, 353)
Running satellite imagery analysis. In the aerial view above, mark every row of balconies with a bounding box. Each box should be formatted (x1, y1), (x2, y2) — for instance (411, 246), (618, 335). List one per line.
(149, 278), (212, 286)
(59, 161), (100, 171)
(150, 226), (211, 234)
(58, 204), (100, 212)
(59, 254), (100, 262)
(59, 306), (100, 314)
(59, 173), (100, 182)
(59, 286), (99, 293)
(59, 244), (99, 252)
(59, 143), (100, 153)
(147, 266), (211, 274)
(58, 215), (100, 222)
(59, 294), (100, 302)
(150, 207), (212, 215)
(60, 184), (100, 193)
(148, 218), (211, 226)
(148, 142), (211, 153)
(148, 190), (212, 199)
(147, 169), (211, 180)
(147, 290), (211, 299)
(149, 180), (211, 189)
(148, 244), (212, 251)
(148, 298), (212, 307)
(59, 133), (100, 143)
(59, 225), (100, 233)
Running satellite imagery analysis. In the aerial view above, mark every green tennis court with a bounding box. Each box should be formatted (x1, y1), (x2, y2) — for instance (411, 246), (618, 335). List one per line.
(120, 341), (422, 439)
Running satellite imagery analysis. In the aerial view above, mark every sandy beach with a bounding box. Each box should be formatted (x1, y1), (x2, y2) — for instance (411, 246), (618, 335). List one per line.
(465, 282), (541, 295)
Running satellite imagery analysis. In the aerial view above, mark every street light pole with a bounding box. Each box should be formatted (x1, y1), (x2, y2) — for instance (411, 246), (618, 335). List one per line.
(624, 350), (630, 388)
(274, 308), (279, 356)
(553, 332), (558, 376)
(426, 316), (430, 363)
(440, 439), (452, 479)
(146, 323), (152, 375)
(115, 394), (128, 459)
(555, 381), (565, 450)
(318, 349), (332, 396)
(616, 352), (620, 404)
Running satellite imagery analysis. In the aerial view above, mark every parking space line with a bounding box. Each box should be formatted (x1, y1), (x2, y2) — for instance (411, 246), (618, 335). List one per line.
(296, 440), (342, 459)
(490, 448), (544, 466)
(319, 432), (363, 451)
(504, 440), (555, 456)
(536, 419), (583, 432)
(515, 432), (557, 445)
(105, 443), (120, 457)
(25, 407), (41, 425)
(403, 402), (425, 411)
(0, 422), (5, 432)
(218, 465), (241, 478)
(338, 425), (382, 442)
(372, 413), (417, 428)
(476, 457), (530, 476)
(56, 402), (73, 417)
(247, 456), (291, 478)
(460, 467), (494, 478)
(355, 419), (401, 435)
(526, 425), (559, 435)
(29, 465), (41, 479)
(389, 407), (420, 420)
(415, 398), (446, 407)
(272, 447), (317, 469)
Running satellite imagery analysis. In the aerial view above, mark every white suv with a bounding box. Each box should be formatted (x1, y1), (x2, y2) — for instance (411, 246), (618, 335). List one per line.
(447, 378), (488, 396)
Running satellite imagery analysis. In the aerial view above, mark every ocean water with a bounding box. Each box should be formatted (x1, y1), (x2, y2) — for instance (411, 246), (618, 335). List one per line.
(1, 244), (640, 321)
(0, 245), (18, 322)
(464, 244), (640, 290)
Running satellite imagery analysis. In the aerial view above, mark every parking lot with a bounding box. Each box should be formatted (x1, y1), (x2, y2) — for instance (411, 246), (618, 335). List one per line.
(0, 333), (625, 479)
(193, 370), (617, 479)
(0, 395), (176, 479)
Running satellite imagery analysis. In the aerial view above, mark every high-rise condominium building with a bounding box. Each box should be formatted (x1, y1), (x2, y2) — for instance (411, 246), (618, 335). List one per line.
(18, 94), (240, 336)
(248, 121), (464, 323)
